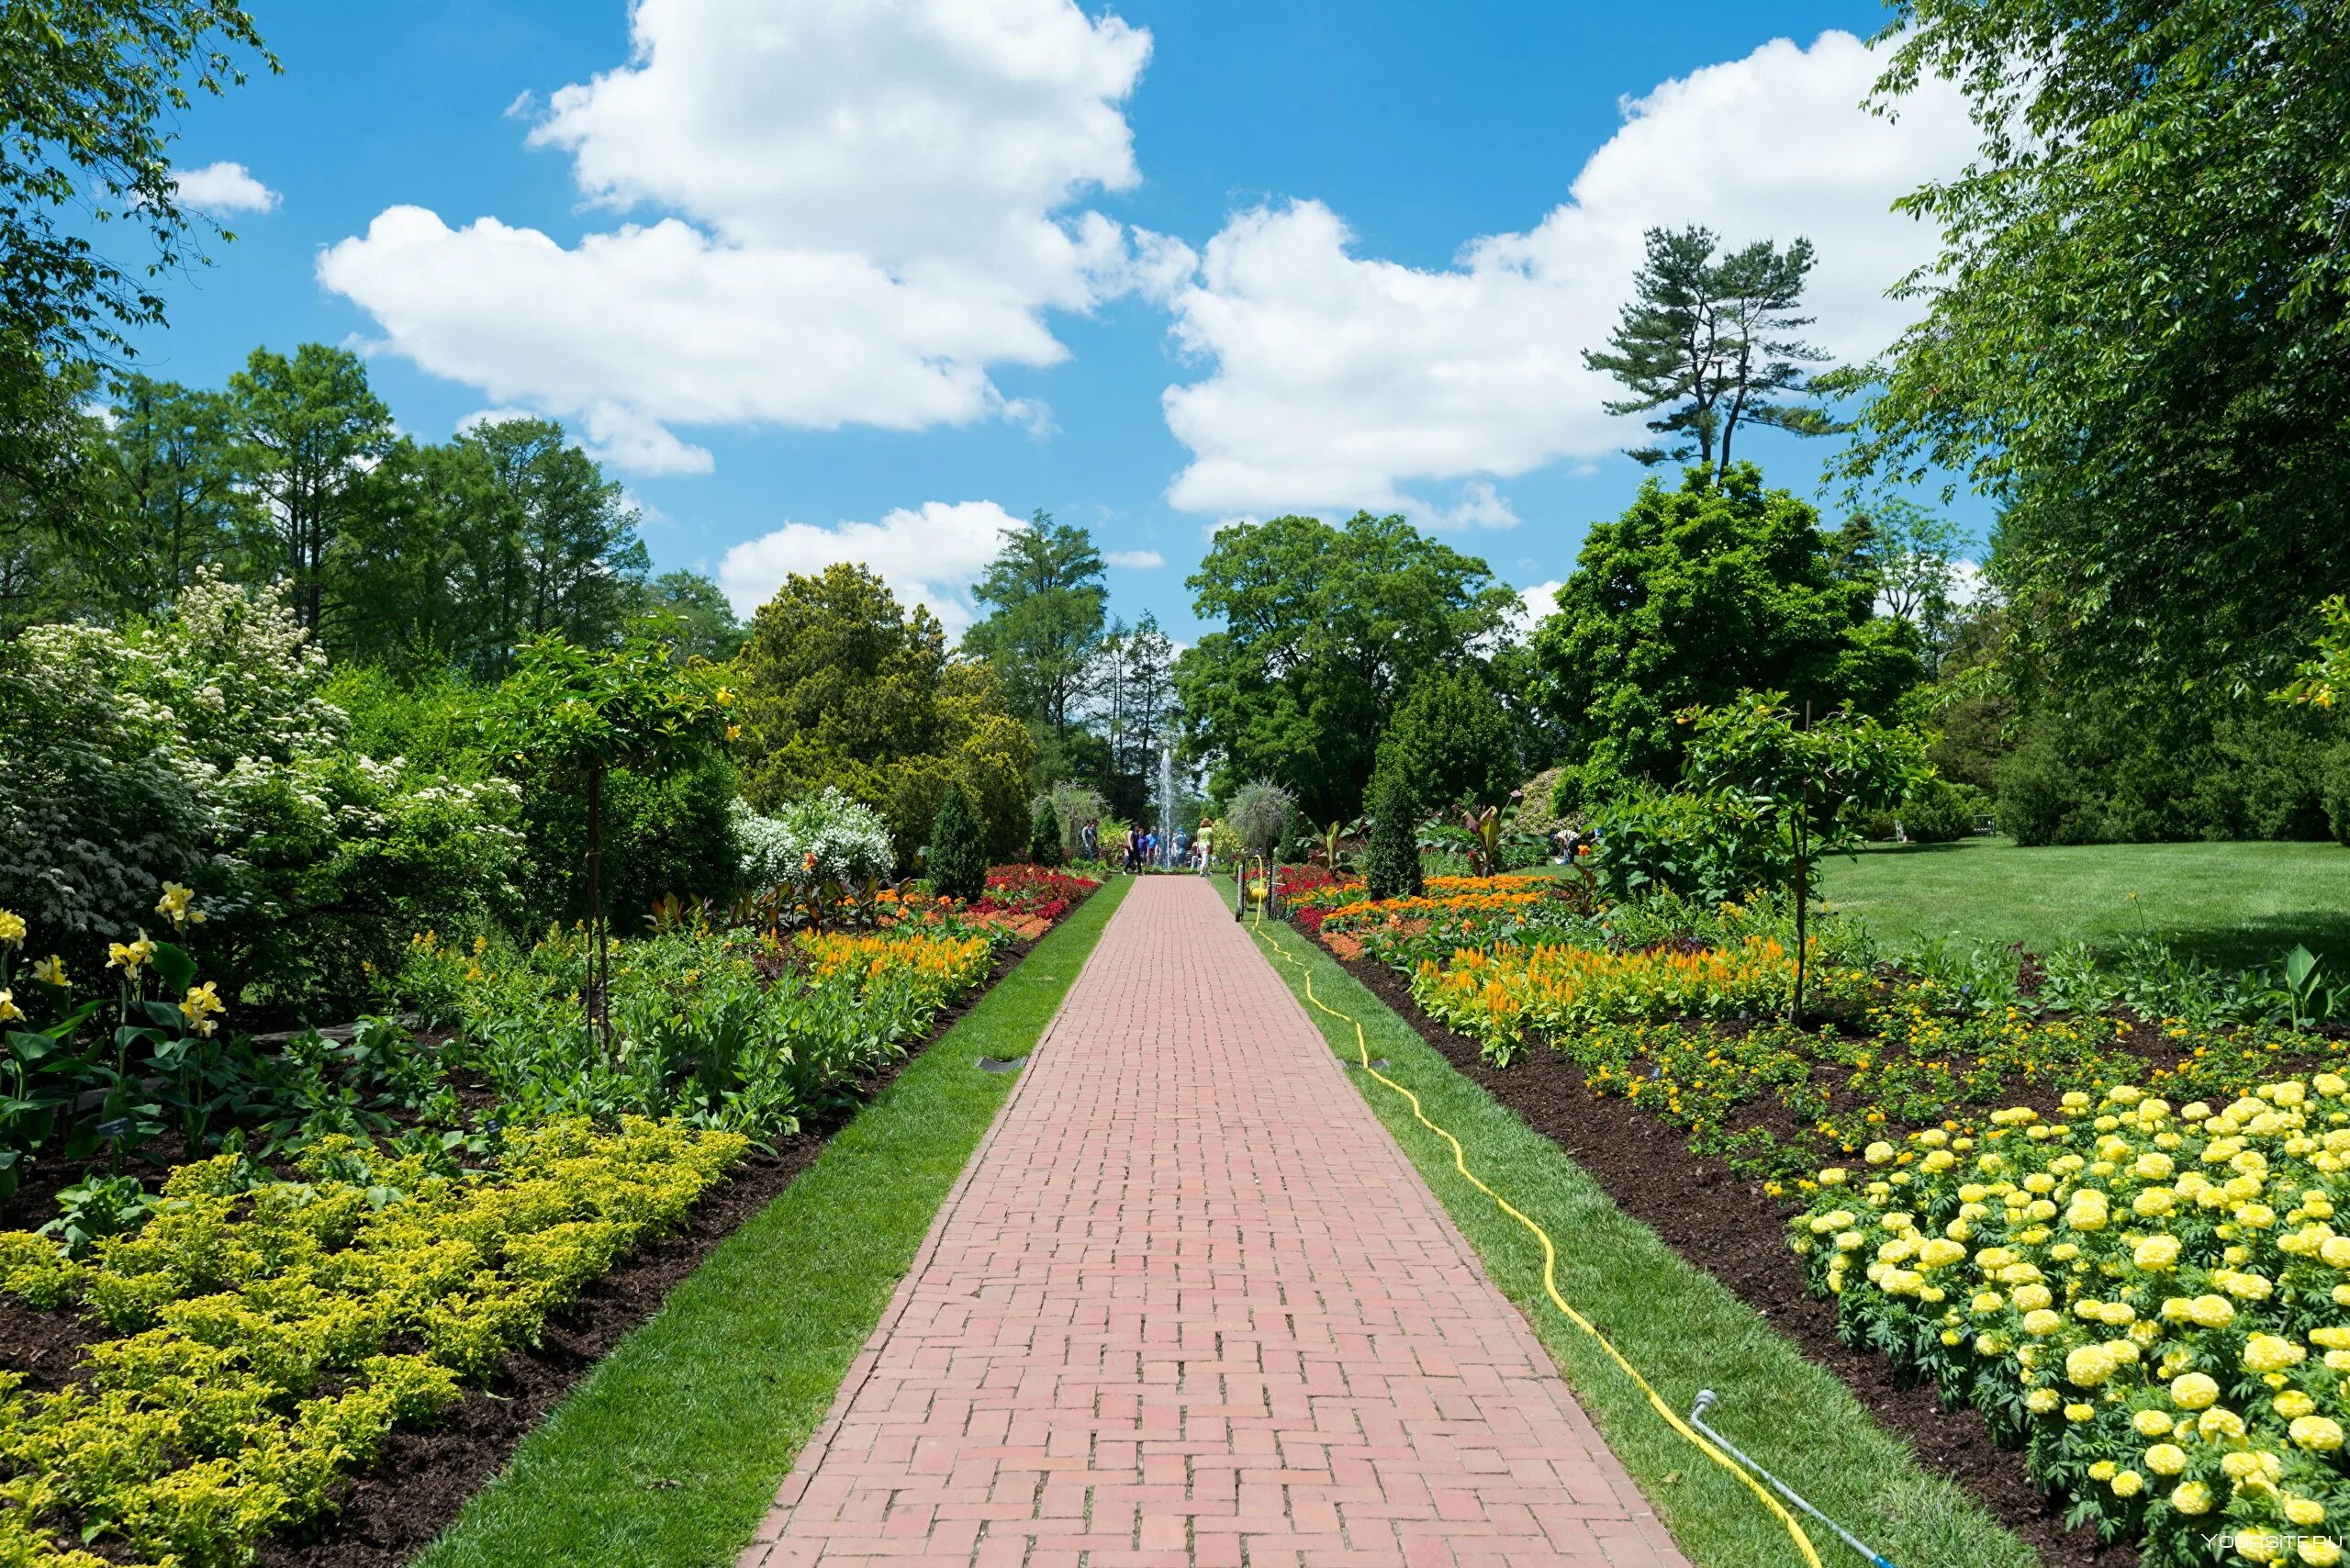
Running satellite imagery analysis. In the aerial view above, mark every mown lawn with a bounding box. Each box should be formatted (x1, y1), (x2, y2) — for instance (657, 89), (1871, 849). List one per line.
(1816, 834), (2350, 970)
(412, 875), (1133, 1568)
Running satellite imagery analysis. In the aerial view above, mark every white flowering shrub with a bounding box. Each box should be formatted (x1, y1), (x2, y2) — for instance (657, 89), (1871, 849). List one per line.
(0, 575), (526, 1011)
(736, 789), (894, 892)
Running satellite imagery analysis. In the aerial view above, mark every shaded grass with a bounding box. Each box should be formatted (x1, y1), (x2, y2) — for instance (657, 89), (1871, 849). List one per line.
(1239, 904), (2036, 1568)
(1818, 835), (2350, 971)
(412, 876), (1134, 1568)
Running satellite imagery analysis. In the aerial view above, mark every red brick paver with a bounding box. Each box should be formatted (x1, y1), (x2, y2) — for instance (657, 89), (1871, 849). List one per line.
(741, 877), (1686, 1568)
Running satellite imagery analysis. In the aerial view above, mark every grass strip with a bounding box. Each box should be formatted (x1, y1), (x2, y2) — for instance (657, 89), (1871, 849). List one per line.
(413, 875), (1134, 1568)
(1239, 904), (2038, 1568)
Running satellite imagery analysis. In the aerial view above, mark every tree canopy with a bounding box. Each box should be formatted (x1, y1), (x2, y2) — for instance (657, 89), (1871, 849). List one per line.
(734, 562), (1031, 866)
(962, 510), (1106, 743)
(1532, 465), (1920, 790)
(1844, 0), (2350, 691)
(1177, 511), (1516, 823)
(1584, 225), (1840, 477)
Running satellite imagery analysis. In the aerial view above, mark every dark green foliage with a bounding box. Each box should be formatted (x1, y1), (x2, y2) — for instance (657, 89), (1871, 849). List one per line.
(1028, 797), (1062, 865)
(1533, 466), (1921, 786)
(2325, 745), (2350, 848)
(1364, 779), (1424, 902)
(1993, 705), (2335, 847)
(1177, 511), (1517, 823)
(961, 510), (1106, 748)
(1586, 788), (1774, 902)
(1371, 669), (1520, 812)
(926, 784), (987, 902)
(1898, 777), (1977, 845)
(520, 754), (744, 928)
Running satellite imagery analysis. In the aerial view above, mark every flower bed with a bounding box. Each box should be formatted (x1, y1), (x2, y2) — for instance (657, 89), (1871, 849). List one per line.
(0, 1119), (744, 1568)
(1796, 1078), (2350, 1565)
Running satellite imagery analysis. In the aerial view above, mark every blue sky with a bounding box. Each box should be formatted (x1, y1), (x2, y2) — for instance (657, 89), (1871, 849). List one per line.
(130, 0), (1987, 642)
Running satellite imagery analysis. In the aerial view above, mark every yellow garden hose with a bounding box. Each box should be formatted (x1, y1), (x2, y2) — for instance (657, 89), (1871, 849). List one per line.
(1247, 909), (1827, 1568)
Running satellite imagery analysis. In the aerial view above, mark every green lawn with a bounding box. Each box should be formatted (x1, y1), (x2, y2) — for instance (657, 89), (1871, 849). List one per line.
(1238, 903), (2033, 1568)
(1817, 835), (2350, 970)
(412, 876), (1133, 1568)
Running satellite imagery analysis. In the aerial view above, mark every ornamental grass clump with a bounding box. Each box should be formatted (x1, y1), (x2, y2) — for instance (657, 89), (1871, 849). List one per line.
(1794, 1076), (2350, 1562)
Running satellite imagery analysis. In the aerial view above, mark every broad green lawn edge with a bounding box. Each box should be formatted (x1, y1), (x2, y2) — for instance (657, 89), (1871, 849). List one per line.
(411, 874), (1136, 1568)
(1238, 904), (2039, 1568)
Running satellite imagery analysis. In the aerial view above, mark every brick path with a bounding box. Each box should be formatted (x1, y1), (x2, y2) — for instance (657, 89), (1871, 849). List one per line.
(741, 877), (1686, 1568)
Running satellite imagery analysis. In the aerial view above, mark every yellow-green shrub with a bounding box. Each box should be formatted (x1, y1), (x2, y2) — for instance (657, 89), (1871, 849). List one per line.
(0, 1119), (744, 1568)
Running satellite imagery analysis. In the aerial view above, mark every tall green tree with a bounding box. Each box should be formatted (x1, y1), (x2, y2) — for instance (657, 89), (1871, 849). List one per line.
(464, 417), (648, 670)
(1846, 0), (2350, 690)
(1177, 511), (1516, 823)
(0, 0), (274, 513)
(636, 569), (746, 663)
(962, 510), (1106, 744)
(734, 563), (1032, 865)
(1532, 465), (1921, 792)
(1371, 669), (1521, 813)
(103, 374), (252, 616)
(229, 344), (395, 638)
(1090, 611), (1180, 821)
(1585, 225), (1840, 477)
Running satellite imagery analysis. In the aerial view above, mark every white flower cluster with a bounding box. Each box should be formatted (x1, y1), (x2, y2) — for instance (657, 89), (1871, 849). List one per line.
(735, 790), (894, 891)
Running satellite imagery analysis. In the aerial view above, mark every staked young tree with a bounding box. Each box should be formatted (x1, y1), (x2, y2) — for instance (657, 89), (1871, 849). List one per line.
(1584, 225), (1840, 479)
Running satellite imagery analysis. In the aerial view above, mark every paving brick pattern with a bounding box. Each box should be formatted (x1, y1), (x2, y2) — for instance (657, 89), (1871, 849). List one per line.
(741, 877), (1686, 1568)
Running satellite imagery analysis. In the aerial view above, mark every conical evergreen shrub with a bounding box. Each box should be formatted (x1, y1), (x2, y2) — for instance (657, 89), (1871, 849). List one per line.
(1028, 797), (1063, 864)
(1364, 778), (1424, 901)
(926, 784), (988, 902)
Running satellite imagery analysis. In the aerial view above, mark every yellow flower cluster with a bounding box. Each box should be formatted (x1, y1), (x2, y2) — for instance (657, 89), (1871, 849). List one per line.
(1796, 1076), (2350, 1560)
(1415, 935), (1867, 1052)
(795, 929), (992, 1005)
(0, 1118), (744, 1568)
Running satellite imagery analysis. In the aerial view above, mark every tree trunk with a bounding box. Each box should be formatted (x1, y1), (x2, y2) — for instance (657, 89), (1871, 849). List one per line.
(587, 765), (609, 1048)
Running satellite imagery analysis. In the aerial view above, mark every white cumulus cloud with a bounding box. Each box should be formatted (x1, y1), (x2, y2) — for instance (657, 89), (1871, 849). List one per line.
(321, 0), (1167, 474)
(1103, 549), (1165, 569)
(1158, 30), (1977, 517)
(716, 498), (1021, 634)
(172, 161), (279, 215)
(1511, 579), (1564, 641)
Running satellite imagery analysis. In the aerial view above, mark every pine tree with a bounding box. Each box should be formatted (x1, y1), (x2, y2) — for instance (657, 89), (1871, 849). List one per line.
(927, 783), (988, 902)
(1364, 778), (1424, 902)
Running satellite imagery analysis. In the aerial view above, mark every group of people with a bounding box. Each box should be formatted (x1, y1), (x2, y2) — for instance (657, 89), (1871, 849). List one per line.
(1076, 818), (1217, 875)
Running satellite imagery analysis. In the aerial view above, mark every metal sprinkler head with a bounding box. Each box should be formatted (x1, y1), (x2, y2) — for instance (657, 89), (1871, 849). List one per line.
(1691, 1389), (1719, 1421)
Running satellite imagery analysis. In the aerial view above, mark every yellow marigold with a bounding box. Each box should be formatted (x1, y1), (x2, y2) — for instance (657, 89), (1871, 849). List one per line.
(2245, 1334), (2309, 1373)
(2291, 1415), (2345, 1451)
(2170, 1372), (2220, 1410)
(2171, 1480), (2212, 1515)
(2133, 1408), (2174, 1437)
(2024, 1388), (2059, 1414)
(2065, 1345), (2117, 1387)
(2065, 1402), (2097, 1422)
(1864, 1141), (1895, 1165)
(2277, 1391), (2318, 1419)
(1917, 1238), (1966, 1269)
(2186, 1294), (2236, 1328)
(2023, 1309), (2063, 1336)
(2144, 1443), (2187, 1475)
(2133, 1235), (2180, 1271)
(2109, 1470), (2142, 1498)
(2302, 1538), (2342, 1567)
(2287, 1497), (2328, 1528)
(2311, 1326), (2350, 1350)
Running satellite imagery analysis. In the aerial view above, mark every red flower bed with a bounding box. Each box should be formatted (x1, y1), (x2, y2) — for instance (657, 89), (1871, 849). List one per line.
(977, 865), (1101, 917)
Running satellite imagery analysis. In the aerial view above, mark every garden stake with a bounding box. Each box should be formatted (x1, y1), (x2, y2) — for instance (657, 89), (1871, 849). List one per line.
(1245, 905), (1827, 1568)
(1688, 1390), (1899, 1568)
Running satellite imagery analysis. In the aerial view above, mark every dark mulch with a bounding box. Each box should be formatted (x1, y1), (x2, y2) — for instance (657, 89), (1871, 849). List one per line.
(2, 906), (1069, 1568)
(1316, 941), (2131, 1568)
